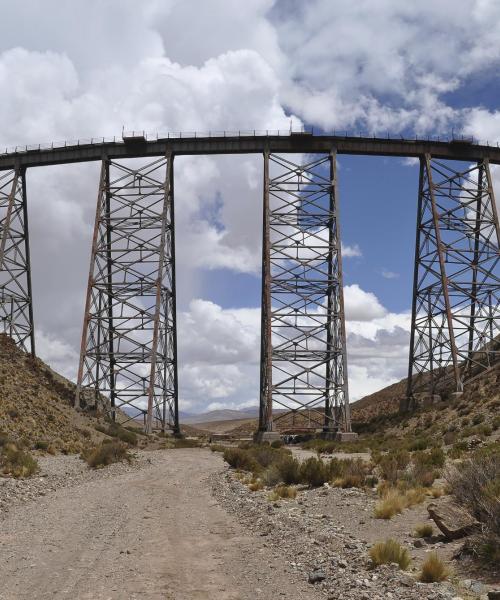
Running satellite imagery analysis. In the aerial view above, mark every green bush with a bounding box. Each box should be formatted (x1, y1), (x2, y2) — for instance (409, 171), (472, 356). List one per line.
(34, 440), (49, 450)
(84, 441), (132, 468)
(276, 455), (301, 485)
(270, 439), (283, 448)
(223, 447), (261, 473)
(172, 438), (201, 448)
(107, 423), (138, 446)
(447, 445), (500, 564)
(299, 457), (329, 487)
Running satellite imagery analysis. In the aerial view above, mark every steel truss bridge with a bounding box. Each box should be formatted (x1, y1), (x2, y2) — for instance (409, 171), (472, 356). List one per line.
(0, 132), (499, 435)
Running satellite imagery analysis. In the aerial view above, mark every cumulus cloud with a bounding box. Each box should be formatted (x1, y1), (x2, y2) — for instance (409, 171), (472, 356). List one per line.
(0, 1), (498, 414)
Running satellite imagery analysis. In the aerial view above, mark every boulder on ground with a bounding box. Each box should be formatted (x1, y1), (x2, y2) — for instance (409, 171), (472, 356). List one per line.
(427, 499), (480, 540)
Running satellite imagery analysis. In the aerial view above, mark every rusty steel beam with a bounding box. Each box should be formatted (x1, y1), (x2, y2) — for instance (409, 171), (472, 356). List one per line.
(1, 135), (500, 170)
(406, 156), (500, 406)
(75, 156), (179, 433)
(0, 167), (35, 354)
(259, 152), (351, 433)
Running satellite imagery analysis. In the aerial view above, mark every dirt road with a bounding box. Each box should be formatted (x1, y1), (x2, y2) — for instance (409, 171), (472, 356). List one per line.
(0, 449), (320, 600)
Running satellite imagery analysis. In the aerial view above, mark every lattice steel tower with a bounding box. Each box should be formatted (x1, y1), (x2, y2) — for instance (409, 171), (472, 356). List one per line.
(259, 151), (351, 434)
(406, 155), (500, 407)
(0, 167), (35, 354)
(75, 155), (179, 433)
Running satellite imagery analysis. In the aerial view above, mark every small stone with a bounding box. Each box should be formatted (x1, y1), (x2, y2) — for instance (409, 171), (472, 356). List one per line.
(308, 570), (326, 584)
(414, 539), (424, 548)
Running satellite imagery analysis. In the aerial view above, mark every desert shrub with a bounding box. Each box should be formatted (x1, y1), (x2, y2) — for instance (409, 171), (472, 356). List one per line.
(299, 457), (329, 487)
(7, 409), (19, 419)
(84, 441), (132, 468)
(419, 552), (448, 583)
(378, 449), (410, 483)
(268, 484), (297, 501)
(276, 455), (301, 485)
(0, 431), (11, 447)
(443, 431), (456, 446)
(107, 424), (138, 446)
(210, 444), (226, 453)
(261, 464), (282, 487)
(492, 415), (500, 430)
(172, 438), (201, 449)
(1, 444), (39, 477)
(369, 539), (410, 570)
(446, 445), (500, 563)
(408, 437), (431, 451)
(447, 440), (467, 459)
(223, 448), (261, 473)
(270, 439), (283, 448)
(34, 440), (49, 450)
(334, 458), (368, 488)
(472, 413), (485, 425)
(414, 523), (433, 538)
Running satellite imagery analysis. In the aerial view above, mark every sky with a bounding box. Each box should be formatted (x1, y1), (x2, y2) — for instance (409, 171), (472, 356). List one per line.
(0, 0), (499, 414)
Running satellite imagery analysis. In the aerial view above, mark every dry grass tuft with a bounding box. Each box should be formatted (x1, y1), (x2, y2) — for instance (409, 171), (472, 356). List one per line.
(268, 484), (297, 501)
(419, 552), (449, 582)
(369, 539), (411, 570)
(374, 489), (406, 519)
(414, 523), (433, 538)
(83, 441), (132, 468)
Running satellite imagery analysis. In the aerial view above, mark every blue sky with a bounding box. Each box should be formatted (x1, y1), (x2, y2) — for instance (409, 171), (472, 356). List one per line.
(0, 0), (499, 412)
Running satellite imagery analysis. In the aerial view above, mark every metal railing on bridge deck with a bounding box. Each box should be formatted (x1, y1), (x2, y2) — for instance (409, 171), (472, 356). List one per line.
(1, 128), (499, 156)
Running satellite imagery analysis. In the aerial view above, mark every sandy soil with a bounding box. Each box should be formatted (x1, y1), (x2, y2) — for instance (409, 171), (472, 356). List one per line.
(0, 449), (321, 600)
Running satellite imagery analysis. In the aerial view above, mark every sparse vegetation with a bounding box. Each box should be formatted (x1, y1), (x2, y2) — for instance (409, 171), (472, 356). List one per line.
(0, 442), (39, 478)
(369, 539), (411, 570)
(446, 444), (500, 565)
(95, 423), (138, 446)
(83, 441), (132, 468)
(268, 484), (297, 501)
(299, 456), (330, 487)
(374, 486), (426, 519)
(419, 552), (448, 583)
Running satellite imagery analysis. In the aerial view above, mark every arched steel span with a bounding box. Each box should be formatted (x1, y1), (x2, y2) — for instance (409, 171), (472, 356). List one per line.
(0, 132), (498, 437)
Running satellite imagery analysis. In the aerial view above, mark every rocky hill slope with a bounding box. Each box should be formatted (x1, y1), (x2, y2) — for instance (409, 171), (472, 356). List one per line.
(0, 334), (113, 453)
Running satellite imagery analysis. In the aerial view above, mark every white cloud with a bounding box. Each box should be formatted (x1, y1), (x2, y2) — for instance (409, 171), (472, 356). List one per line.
(342, 243), (362, 258)
(0, 1), (498, 415)
(381, 270), (400, 279)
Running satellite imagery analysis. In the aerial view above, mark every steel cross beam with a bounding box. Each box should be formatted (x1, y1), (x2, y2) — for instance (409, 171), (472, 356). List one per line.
(406, 155), (500, 406)
(75, 155), (179, 433)
(0, 168), (35, 354)
(259, 152), (350, 433)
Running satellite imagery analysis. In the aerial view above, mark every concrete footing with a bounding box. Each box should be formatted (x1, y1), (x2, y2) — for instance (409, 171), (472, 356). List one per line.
(253, 431), (282, 444)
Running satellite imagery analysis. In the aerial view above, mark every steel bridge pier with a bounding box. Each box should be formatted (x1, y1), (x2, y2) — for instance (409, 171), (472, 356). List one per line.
(405, 155), (500, 409)
(0, 167), (35, 355)
(258, 151), (351, 436)
(75, 155), (179, 433)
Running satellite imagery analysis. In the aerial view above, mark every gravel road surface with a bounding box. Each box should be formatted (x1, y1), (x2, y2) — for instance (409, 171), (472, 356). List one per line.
(0, 449), (321, 600)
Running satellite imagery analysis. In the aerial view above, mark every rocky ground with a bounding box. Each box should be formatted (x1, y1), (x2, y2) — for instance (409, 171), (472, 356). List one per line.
(211, 464), (500, 600)
(1, 447), (498, 599)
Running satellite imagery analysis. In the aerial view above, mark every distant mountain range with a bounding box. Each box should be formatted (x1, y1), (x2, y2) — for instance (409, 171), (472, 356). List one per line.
(180, 407), (259, 424)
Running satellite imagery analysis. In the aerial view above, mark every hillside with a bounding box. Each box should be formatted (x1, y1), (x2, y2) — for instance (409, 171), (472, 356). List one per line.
(0, 334), (117, 453)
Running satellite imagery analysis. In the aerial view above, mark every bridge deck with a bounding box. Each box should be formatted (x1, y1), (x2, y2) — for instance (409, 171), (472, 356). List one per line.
(1, 133), (500, 169)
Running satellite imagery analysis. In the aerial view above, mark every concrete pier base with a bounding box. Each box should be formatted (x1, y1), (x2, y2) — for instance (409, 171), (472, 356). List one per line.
(253, 431), (282, 444)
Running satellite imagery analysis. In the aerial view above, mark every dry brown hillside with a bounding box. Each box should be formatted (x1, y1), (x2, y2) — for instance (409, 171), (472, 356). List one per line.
(0, 334), (113, 453)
